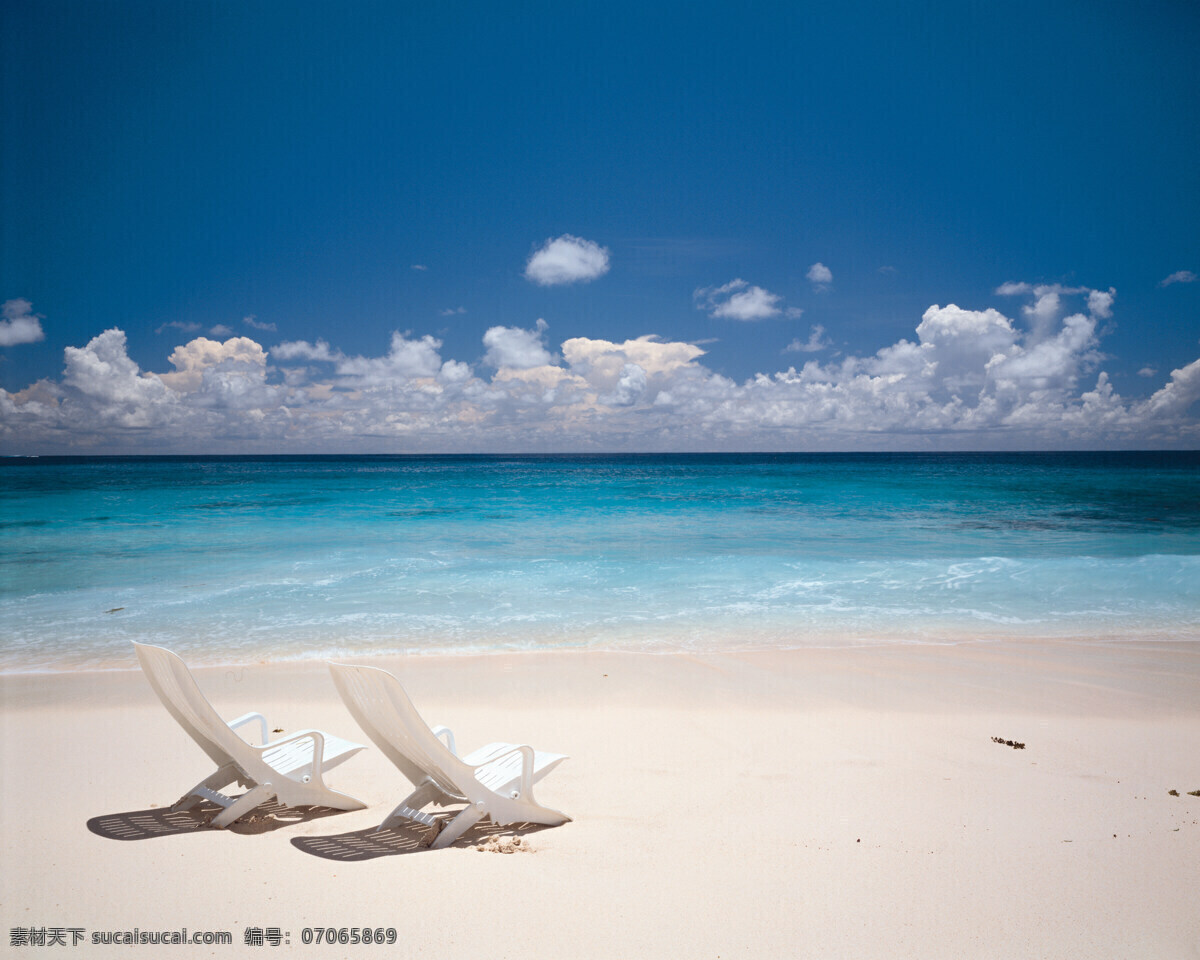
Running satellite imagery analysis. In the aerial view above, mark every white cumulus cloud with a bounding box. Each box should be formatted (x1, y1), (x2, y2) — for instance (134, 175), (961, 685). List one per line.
(600, 363), (648, 406)
(243, 315), (277, 332)
(561, 334), (705, 386)
(483, 319), (553, 369)
(997, 282), (1116, 327)
(1087, 288), (1116, 319)
(156, 320), (202, 335)
(272, 339), (339, 363)
(1159, 270), (1197, 287)
(524, 235), (611, 286)
(785, 325), (831, 353)
(1140, 359), (1200, 418)
(695, 279), (786, 321)
(806, 262), (833, 291)
(334, 332), (447, 384)
(59, 329), (181, 432)
(0, 299), (46, 347)
(160, 337), (270, 392)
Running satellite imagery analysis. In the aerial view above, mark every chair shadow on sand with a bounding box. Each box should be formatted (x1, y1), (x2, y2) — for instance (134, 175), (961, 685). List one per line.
(87, 800), (350, 841)
(291, 814), (553, 861)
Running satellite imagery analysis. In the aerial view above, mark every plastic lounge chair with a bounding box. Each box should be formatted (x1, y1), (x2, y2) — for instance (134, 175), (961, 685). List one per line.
(328, 661), (571, 849)
(132, 642), (367, 828)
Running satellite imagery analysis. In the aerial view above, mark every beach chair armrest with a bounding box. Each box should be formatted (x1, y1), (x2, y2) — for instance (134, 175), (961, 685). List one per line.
(478, 744), (535, 798)
(431, 725), (457, 756)
(228, 711), (268, 745)
(264, 728), (327, 776)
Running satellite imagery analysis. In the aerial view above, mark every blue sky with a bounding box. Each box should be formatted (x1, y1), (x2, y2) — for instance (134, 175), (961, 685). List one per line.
(2, 0), (1198, 452)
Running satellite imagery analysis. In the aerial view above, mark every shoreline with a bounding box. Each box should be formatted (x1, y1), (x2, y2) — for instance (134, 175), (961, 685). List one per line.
(4, 629), (1199, 676)
(3, 639), (1198, 958)
(6, 639), (1200, 720)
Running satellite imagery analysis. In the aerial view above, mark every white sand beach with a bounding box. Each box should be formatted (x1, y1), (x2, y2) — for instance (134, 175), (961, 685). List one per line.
(2, 640), (1198, 958)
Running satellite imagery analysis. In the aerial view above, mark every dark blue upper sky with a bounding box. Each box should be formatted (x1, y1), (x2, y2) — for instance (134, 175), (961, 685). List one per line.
(2, 0), (1198, 452)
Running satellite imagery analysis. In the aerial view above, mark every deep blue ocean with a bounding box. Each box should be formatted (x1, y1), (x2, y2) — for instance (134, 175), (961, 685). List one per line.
(2, 453), (1197, 671)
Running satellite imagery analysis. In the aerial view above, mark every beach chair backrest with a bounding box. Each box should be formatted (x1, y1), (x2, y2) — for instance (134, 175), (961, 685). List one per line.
(133, 642), (249, 769)
(328, 663), (468, 797)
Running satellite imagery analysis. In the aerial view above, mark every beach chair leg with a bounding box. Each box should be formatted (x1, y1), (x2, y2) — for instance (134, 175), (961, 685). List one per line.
(210, 784), (274, 828)
(376, 781), (445, 832)
(430, 803), (485, 850)
(173, 765), (239, 811)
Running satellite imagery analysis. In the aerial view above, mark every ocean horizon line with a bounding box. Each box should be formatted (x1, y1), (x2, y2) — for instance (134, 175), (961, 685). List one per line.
(4, 449), (1198, 463)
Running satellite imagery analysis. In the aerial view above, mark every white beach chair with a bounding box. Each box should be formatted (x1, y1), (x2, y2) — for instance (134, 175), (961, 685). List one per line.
(132, 642), (367, 828)
(327, 662), (571, 849)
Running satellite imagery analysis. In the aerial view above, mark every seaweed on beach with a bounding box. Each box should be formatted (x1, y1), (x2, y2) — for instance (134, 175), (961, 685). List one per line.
(991, 736), (1026, 749)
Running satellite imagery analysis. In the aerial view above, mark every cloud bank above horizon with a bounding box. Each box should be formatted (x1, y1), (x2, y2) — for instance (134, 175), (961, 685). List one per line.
(2, 283), (1198, 453)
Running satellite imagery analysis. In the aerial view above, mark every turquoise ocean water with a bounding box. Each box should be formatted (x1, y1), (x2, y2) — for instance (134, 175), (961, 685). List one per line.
(2, 453), (1197, 671)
